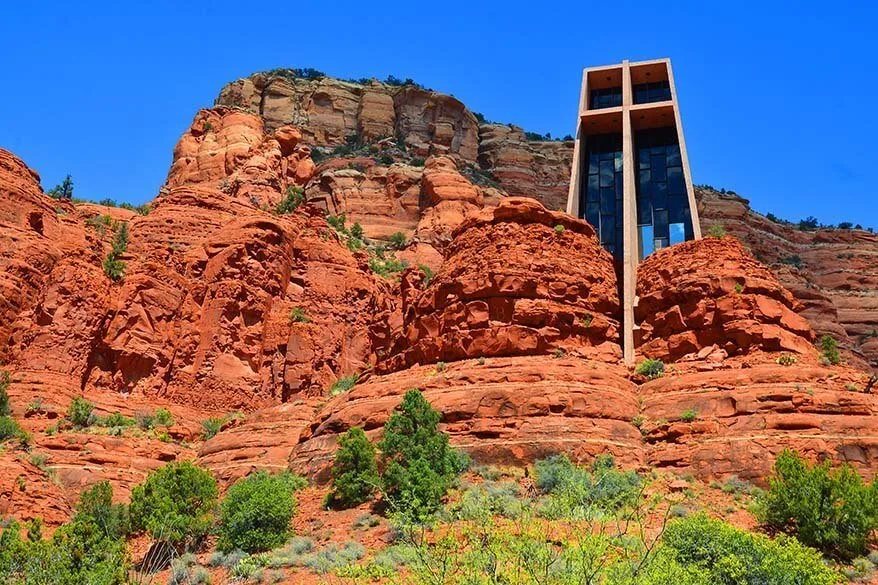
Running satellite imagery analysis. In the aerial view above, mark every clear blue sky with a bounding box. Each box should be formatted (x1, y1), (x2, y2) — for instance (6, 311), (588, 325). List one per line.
(2, 0), (875, 228)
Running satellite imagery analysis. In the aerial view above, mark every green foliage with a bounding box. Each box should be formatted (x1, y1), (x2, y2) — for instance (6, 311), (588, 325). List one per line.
(417, 264), (434, 286)
(820, 334), (841, 365)
(275, 186), (305, 215)
(779, 254), (803, 268)
(707, 224), (727, 238)
(102, 221), (129, 281)
(533, 454), (642, 518)
(47, 174), (74, 199)
(776, 353), (797, 366)
(663, 513), (839, 585)
(0, 482), (129, 584)
(554, 224), (565, 235)
(67, 396), (95, 428)
(378, 153), (395, 165)
(410, 157), (425, 167)
(218, 470), (306, 553)
(97, 412), (135, 428)
(380, 389), (464, 520)
(451, 481), (525, 520)
(201, 417), (225, 439)
(350, 222), (364, 240)
(0, 370), (10, 416)
(368, 248), (408, 278)
(0, 416), (26, 443)
(153, 407), (174, 427)
(756, 449), (878, 559)
(329, 373), (359, 396)
(799, 216), (820, 231)
(289, 307), (309, 323)
(636, 358), (665, 379)
(129, 461), (218, 548)
(327, 427), (379, 509)
(680, 409), (698, 423)
(388, 231), (407, 250)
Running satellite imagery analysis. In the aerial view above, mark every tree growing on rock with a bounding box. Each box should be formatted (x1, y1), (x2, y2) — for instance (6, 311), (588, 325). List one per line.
(326, 427), (379, 509)
(380, 389), (465, 520)
(48, 174), (74, 199)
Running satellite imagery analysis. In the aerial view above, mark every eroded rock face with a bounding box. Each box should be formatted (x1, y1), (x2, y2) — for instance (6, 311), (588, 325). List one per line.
(636, 237), (814, 361)
(383, 198), (621, 372)
(698, 188), (878, 371)
(294, 356), (641, 481)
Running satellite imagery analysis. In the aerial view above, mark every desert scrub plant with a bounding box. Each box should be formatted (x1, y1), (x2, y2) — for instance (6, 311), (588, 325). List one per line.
(707, 224), (727, 238)
(0, 370), (10, 416)
(329, 373), (359, 396)
(129, 460), (218, 549)
(218, 470), (306, 553)
(820, 334), (841, 365)
(97, 412), (135, 428)
(67, 396), (96, 428)
(275, 185), (305, 215)
(302, 541), (366, 574)
(201, 416), (226, 439)
(776, 353), (797, 366)
(326, 427), (379, 509)
(388, 231), (408, 250)
(102, 221), (129, 281)
(663, 513), (839, 584)
(418, 264), (435, 286)
(153, 407), (174, 427)
(554, 224), (565, 235)
(0, 416), (26, 444)
(636, 358), (665, 379)
(289, 306), (309, 323)
(451, 481), (525, 521)
(756, 449), (878, 559)
(533, 454), (642, 518)
(380, 389), (466, 521)
(680, 409), (698, 422)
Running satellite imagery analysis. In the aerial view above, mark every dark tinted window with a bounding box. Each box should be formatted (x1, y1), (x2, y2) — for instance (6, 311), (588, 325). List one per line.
(590, 87), (623, 109)
(579, 133), (623, 256)
(632, 80), (671, 104)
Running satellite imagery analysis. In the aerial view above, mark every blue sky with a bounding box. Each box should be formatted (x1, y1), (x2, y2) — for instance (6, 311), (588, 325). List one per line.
(1, 0), (875, 228)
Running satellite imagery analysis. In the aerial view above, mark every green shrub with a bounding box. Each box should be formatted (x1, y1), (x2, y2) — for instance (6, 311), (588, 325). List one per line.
(329, 373), (359, 396)
(554, 224), (565, 235)
(776, 353), (797, 366)
(350, 222), (364, 240)
(0, 371), (10, 416)
(0, 416), (24, 443)
(410, 157), (425, 167)
(289, 307), (309, 323)
(756, 449), (878, 559)
(389, 231), (407, 250)
(820, 335), (841, 365)
(135, 410), (155, 430)
(129, 461), (218, 548)
(779, 254), (803, 268)
(380, 389), (464, 520)
(636, 358), (665, 379)
(534, 454), (641, 518)
(68, 396), (96, 427)
(707, 224), (727, 238)
(102, 256), (125, 281)
(327, 427), (379, 509)
(153, 407), (174, 427)
(664, 513), (838, 584)
(102, 222), (129, 281)
(218, 471), (306, 553)
(417, 264), (434, 286)
(453, 481), (524, 520)
(680, 409), (698, 422)
(97, 412), (135, 428)
(302, 541), (365, 574)
(201, 417), (225, 440)
(275, 186), (305, 215)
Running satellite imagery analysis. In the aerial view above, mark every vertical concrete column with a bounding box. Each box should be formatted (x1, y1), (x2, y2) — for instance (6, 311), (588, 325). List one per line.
(621, 61), (637, 365)
(566, 69), (589, 217)
(666, 60), (702, 238)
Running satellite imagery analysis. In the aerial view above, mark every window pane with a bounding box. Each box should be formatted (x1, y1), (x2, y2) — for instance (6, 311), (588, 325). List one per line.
(600, 160), (614, 186)
(637, 198), (652, 225)
(670, 222), (685, 245)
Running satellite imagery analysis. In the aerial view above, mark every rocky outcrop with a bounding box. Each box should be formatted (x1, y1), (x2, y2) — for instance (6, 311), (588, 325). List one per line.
(478, 124), (573, 211)
(636, 237), (814, 361)
(697, 188), (878, 371)
(383, 198), (621, 372)
(216, 74), (480, 162)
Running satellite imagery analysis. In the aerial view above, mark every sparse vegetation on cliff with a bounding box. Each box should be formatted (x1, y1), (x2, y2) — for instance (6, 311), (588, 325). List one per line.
(326, 427), (379, 509)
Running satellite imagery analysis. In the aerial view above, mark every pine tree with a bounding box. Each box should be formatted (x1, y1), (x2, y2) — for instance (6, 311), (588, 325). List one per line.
(327, 427), (379, 509)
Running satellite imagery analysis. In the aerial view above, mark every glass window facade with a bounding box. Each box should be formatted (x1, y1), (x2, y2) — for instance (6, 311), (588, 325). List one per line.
(589, 87), (623, 110)
(634, 127), (692, 259)
(581, 133), (623, 256)
(633, 80), (671, 104)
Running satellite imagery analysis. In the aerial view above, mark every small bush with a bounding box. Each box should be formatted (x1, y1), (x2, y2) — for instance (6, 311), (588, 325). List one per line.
(380, 389), (464, 520)
(350, 222), (364, 240)
(776, 354), (797, 366)
(289, 307), (309, 323)
(218, 471), (306, 553)
(98, 412), (135, 428)
(0, 371), (10, 416)
(554, 224), (565, 235)
(756, 449), (878, 559)
(327, 427), (379, 509)
(329, 373), (359, 396)
(779, 254), (803, 268)
(275, 186), (304, 214)
(820, 335), (841, 365)
(135, 410), (155, 430)
(302, 541), (365, 574)
(388, 231), (407, 250)
(129, 461), (218, 548)
(201, 417), (225, 440)
(102, 222), (129, 281)
(636, 358), (665, 379)
(154, 407), (174, 427)
(680, 409), (698, 423)
(68, 396), (96, 427)
(534, 454), (641, 517)
(707, 224), (727, 238)
(0, 416), (25, 443)
(664, 513), (839, 584)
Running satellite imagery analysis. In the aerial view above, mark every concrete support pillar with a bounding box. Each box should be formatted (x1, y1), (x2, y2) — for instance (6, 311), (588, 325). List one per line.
(621, 61), (637, 365)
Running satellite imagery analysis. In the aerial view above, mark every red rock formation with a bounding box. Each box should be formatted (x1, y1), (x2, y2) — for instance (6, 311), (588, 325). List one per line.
(383, 197), (621, 372)
(636, 237), (814, 361)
